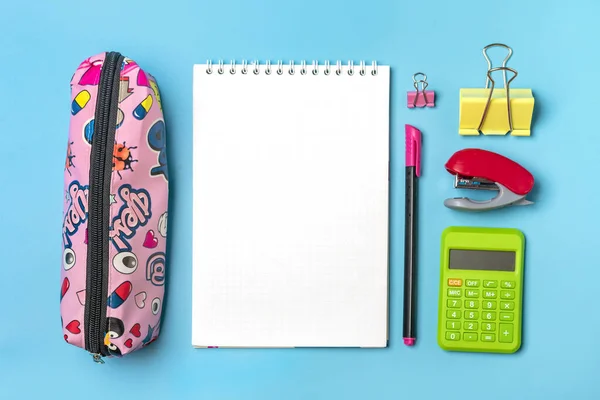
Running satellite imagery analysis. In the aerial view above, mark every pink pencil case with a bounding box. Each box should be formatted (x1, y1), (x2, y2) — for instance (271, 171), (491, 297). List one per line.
(61, 51), (169, 362)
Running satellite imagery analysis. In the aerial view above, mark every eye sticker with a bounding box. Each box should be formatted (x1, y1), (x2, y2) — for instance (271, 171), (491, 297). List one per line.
(63, 248), (76, 271)
(151, 298), (161, 315)
(107, 343), (119, 351)
(113, 251), (138, 274)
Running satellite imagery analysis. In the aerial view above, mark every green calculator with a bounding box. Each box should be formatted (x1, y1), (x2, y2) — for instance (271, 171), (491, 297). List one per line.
(437, 226), (525, 354)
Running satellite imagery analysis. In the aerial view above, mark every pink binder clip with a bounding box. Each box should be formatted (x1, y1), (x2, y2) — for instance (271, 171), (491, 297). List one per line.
(407, 72), (435, 108)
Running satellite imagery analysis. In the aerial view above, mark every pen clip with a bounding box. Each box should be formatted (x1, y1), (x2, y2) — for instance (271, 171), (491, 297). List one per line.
(405, 124), (422, 177)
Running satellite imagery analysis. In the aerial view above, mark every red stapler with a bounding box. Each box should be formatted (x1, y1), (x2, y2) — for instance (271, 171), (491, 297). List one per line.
(444, 149), (534, 211)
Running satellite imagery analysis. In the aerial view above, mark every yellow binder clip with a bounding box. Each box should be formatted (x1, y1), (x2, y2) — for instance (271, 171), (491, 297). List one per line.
(459, 44), (534, 136)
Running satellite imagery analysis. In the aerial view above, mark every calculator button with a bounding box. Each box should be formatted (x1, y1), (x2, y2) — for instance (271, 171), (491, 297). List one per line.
(465, 289), (479, 298)
(482, 301), (497, 310)
(501, 281), (516, 289)
(482, 312), (496, 321)
(464, 311), (479, 320)
(447, 299), (461, 308)
(447, 310), (461, 319)
(448, 279), (463, 287)
(464, 321), (478, 331)
(446, 332), (460, 341)
(483, 290), (497, 299)
(465, 279), (480, 287)
(500, 312), (514, 321)
(501, 290), (515, 299)
(447, 289), (462, 297)
(481, 322), (496, 332)
(481, 333), (495, 342)
(464, 333), (478, 341)
(501, 301), (515, 310)
(464, 300), (478, 309)
(499, 324), (514, 343)
(483, 280), (498, 288)
(446, 321), (461, 330)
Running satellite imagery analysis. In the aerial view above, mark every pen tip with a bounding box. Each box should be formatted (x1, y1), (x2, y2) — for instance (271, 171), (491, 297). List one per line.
(403, 338), (415, 346)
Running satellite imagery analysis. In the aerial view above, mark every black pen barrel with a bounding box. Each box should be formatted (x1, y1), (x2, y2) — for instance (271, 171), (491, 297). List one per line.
(403, 166), (417, 340)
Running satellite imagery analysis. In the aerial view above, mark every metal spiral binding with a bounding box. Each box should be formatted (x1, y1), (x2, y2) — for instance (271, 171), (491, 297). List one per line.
(205, 60), (379, 76)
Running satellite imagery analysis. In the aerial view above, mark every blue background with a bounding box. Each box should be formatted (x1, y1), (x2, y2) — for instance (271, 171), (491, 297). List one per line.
(1, 0), (598, 398)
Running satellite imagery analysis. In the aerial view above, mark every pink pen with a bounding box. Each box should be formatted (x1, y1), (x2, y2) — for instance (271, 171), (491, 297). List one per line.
(403, 124), (421, 346)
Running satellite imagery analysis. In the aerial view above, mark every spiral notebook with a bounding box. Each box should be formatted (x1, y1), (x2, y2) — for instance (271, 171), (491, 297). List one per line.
(192, 60), (390, 348)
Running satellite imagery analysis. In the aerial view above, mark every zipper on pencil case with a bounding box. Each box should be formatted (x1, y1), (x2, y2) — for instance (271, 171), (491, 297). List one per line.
(84, 51), (124, 362)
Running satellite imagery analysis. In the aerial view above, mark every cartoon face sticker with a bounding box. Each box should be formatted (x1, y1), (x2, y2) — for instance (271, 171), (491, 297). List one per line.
(113, 251), (138, 275)
(65, 141), (76, 176)
(158, 212), (167, 238)
(104, 317), (124, 356)
(112, 141), (138, 179)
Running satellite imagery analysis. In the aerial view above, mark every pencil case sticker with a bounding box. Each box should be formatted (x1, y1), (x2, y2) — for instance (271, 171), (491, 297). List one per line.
(61, 51), (169, 362)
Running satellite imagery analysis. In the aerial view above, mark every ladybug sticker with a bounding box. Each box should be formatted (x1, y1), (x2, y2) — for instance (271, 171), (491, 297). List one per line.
(112, 141), (138, 179)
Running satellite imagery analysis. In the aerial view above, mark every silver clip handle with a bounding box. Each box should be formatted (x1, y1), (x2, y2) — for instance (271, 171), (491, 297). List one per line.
(412, 72), (429, 108)
(482, 43), (513, 89)
(478, 67), (518, 134)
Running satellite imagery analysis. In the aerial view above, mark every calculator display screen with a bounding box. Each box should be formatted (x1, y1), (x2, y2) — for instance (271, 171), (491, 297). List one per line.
(449, 249), (516, 271)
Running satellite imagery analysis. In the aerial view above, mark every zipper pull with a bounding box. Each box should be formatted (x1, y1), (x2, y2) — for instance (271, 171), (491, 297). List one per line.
(91, 353), (105, 364)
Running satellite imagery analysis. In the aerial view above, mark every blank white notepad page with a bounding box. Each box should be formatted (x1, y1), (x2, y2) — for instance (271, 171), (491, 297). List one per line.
(192, 62), (389, 347)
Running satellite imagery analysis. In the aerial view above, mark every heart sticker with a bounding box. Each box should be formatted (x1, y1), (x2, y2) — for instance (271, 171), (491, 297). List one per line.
(61, 278), (70, 301)
(143, 230), (158, 249)
(66, 320), (81, 334)
(135, 292), (147, 309)
(124, 338), (133, 348)
(130, 323), (141, 338)
(64, 334), (69, 342)
(76, 289), (86, 306)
